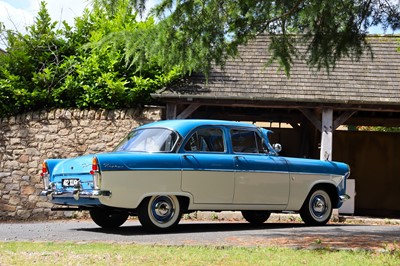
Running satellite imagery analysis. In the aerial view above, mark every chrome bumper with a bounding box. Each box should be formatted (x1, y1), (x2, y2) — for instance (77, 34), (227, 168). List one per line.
(40, 189), (111, 200)
(339, 194), (350, 203)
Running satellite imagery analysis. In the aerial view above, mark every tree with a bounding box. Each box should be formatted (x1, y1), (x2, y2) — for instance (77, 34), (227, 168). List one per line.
(0, 1), (183, 117)
(95, 0), (400, 75)
(0, 1), (73, 115)
(57, 0), (183, 109)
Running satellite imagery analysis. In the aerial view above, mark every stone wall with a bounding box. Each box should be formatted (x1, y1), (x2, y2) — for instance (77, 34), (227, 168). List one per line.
(0, 107), (162, 220)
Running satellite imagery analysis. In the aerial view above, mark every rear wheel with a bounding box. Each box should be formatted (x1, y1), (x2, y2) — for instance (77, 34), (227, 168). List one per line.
(300, 188), (332, 226)
(241, 210), (271, 225)
(89, 208), (129, 229)
(138, 195), (182, 233)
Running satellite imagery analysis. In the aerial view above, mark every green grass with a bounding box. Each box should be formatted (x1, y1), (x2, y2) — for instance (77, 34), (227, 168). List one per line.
(0, 242), (399, 266)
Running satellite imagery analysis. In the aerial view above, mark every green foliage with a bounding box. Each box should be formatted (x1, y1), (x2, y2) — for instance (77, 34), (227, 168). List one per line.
(99, 0), (400, 74)
(0, 1), (183, 117)
(356, 126), (400, 133)
(0, 1), (69, 115)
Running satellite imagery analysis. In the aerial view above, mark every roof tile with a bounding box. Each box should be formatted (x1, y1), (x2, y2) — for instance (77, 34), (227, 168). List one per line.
(160, 35), (400, 107)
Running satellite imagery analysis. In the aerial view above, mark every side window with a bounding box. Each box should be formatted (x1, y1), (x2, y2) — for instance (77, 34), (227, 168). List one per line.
(231, 129), (264, 153)
(184, 128), (225, 152)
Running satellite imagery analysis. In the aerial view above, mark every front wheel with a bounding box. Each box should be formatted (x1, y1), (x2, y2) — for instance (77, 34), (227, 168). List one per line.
(241, 210), (271, 225)
(300, 188), (332, 226)
(89, 208), (129, 229)
(138, 195), (182, 233)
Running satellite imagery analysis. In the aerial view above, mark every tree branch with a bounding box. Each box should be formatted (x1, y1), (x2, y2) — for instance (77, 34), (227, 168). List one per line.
(257, 0), (305, 34)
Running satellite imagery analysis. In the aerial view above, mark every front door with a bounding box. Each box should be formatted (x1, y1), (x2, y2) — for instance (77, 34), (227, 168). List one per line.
(233, 154), (290, 204)
(181, 127), (235, 204)
(230, 129), (290, 205)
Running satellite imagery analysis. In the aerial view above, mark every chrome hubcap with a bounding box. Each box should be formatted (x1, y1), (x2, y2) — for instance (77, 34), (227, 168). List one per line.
(151, 196), (175, 223)
(154, 201), (171, 217)
(311, 194), (329, 219)
(313, 197), (326, 213)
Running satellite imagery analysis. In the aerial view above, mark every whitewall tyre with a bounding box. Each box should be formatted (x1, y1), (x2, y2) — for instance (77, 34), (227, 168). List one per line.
(300, 189), (332, 226)
(138, 195), (182, 233)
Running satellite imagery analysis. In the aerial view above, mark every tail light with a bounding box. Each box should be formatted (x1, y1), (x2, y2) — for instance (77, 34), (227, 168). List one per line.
(90, 157), (98, 175)
(40, 161), (48, 177)
(90, 157), (101, 189)
(40, 161), (50, 189)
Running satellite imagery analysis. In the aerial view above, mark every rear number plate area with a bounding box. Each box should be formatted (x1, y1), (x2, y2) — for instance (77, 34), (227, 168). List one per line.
(62, 179), (79, 187)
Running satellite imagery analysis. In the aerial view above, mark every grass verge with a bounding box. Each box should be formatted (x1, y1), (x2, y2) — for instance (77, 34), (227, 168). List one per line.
(0, 242), (399, 266)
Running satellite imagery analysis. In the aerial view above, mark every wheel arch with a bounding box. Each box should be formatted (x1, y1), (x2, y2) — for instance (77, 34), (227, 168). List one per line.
(287, 179), (340, 211)
(137, 192), (193, 211)
(309, 183), (339, 208)
(305, 182), (339, 209)
(177, 196), (190, 213)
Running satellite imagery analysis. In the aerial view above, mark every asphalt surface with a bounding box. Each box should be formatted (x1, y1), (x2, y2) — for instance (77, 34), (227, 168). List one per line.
(1, 216), (400, 250)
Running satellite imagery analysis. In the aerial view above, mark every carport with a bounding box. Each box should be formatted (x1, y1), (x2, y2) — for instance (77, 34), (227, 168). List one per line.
(152, 35), (400, 217)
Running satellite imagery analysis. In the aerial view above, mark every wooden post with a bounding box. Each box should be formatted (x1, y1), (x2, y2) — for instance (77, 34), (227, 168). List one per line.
(166, 103), (177, 120)
(320, 109), (333, 161)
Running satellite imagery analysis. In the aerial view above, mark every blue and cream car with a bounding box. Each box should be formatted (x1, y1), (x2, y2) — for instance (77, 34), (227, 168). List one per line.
(40, 119), (350, 232)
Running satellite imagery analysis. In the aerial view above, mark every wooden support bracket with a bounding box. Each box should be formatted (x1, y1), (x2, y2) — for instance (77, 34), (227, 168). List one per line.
(300, 109), (322, 132)
(176, 103), (201, 119)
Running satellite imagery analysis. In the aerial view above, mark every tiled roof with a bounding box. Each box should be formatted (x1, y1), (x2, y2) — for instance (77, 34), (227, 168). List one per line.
(156, 35), (400, 109)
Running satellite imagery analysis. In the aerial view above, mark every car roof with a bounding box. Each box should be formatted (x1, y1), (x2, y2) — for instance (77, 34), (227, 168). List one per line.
(137, 119), (258, 137)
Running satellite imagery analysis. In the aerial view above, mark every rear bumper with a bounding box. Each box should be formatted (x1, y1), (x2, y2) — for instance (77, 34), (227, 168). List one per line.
(40, 189), (111, 200)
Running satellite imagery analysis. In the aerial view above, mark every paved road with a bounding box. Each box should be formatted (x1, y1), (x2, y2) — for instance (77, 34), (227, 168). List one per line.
(1, 219), (399, 250)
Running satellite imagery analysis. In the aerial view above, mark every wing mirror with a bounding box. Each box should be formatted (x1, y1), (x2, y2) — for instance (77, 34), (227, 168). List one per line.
(272, 143), (282, 154)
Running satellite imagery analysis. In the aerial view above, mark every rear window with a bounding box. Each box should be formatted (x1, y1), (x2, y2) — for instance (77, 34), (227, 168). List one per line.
(114, 128), (178, 152)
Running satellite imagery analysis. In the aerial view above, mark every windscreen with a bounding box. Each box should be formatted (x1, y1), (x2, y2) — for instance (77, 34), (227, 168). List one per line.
(114, 128), (178, 152)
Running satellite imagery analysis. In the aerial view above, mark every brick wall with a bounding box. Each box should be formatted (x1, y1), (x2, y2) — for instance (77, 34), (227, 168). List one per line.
(0, 107), (162, 220)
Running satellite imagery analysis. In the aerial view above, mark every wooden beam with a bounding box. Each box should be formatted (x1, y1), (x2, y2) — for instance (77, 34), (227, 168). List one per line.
(176, 103), (201, 119)
(300, 109), (322, 132)
(162, 98), (400, 112)
(346, 117), (400, 127)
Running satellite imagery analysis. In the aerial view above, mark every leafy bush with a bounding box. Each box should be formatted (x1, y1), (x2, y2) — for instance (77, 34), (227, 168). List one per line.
(0, 1), (183, 117)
